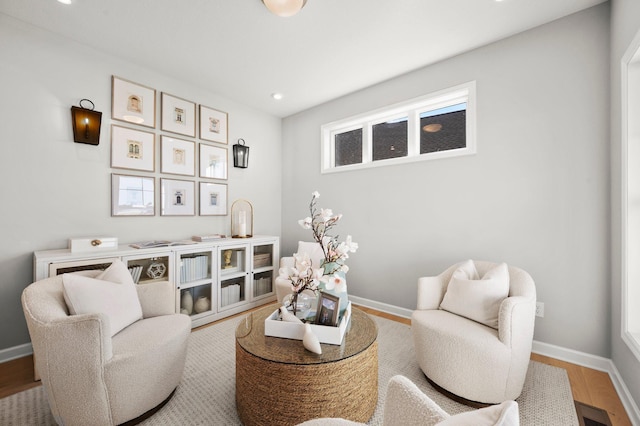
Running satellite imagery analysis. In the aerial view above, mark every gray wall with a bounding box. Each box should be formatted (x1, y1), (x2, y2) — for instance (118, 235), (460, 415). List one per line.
(0, 15), (282, 352)
(611, 0), (640, 407)
(282, 5), (611, 357)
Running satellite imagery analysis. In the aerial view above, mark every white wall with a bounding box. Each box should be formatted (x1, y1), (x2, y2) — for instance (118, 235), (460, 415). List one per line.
(611, 0), (640, 408)
(0, 14), (282, 351)
(282, 5), (611, 357)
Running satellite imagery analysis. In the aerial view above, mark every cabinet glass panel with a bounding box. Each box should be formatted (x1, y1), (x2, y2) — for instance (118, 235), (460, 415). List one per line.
(179, 252), (212, 284)
(252, 244), (273, 270)
(253, 271), (273, 298)
(220, 247), (247, 275)
(220, 277), (246, 308)
(125, 255), (170, 284)
(179, 284), (212, 317)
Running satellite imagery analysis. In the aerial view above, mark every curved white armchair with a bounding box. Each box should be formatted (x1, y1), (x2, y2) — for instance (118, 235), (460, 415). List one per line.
(411, 260), (536, 404)
(22, 271), (191, 426)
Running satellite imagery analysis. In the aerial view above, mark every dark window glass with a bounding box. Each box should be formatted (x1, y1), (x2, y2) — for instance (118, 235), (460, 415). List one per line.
(372, 117), (408, 161)
(335, 128), (363, 167)
(420, 104), (466, 154)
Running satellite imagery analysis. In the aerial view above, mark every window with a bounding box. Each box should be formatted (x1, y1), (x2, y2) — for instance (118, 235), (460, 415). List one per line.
(321, 82), (476, 173)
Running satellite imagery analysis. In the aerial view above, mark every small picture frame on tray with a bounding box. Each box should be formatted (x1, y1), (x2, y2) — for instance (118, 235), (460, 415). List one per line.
(316, 292), (340, 326)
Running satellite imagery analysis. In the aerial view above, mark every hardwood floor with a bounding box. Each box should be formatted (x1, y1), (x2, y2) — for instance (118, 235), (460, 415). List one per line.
(0, 305), (633, 426)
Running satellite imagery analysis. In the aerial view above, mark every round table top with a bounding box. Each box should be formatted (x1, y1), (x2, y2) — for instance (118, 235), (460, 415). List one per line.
(235, 304), (377, 365)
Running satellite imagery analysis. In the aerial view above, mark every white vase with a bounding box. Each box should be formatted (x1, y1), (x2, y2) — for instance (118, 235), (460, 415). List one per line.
(194, 296), (211, 314)
(181, 291), (193, 315)
(303, 323), (322, 354)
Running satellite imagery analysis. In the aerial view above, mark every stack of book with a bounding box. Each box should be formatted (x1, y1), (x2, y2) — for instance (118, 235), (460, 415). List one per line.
(221, 284), (242, 306)
(180, 255), (209, 283)
(128, 265), (143, 284)
(254, 276), (272, 297)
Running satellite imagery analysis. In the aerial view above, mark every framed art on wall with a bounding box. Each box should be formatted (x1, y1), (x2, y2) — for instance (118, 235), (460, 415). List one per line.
(199, 105), (228, 144)
(111, 76), (156, 128)
(161, 93), (196, 137)
(160, 178), (195, 216)
(111, 125), (155, 172)
(161, 135), (195, 176)
(111, 174), (155, 216)
(199, 182), (227, 216)
(199, 143), (228, 180)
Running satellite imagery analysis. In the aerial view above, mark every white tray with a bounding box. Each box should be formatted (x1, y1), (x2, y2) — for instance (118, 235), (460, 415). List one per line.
(264, 302), (351, 345)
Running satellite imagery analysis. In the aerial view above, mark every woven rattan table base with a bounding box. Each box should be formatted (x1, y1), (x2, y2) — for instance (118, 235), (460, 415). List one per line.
(236, 339), (378, 425)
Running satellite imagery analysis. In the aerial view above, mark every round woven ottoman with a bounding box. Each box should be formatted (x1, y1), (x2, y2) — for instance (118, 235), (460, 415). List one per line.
(235, 305), (378, 426)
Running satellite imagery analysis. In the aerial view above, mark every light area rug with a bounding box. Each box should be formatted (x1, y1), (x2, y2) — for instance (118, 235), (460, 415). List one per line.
(0, 314), (578, 425)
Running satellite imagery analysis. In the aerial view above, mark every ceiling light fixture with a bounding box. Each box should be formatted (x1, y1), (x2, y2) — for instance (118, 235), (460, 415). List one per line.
(57, 0), (72, 4)
(262, 0), (307, 17)
(271, 93), (283, 100)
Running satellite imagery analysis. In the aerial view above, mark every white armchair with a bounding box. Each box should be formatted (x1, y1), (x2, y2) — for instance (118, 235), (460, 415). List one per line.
(297, 375), (520, 425)
(21, 269), (191, 426)
(411, 260), (536, 404)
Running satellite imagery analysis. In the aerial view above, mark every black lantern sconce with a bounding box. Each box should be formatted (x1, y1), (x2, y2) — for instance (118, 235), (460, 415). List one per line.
(233, 138), (250, 168)
(71, 99), (102, 145)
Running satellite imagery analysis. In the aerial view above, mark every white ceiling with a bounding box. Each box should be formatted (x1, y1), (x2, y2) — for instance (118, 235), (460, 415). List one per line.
(0, 0), (607, 117)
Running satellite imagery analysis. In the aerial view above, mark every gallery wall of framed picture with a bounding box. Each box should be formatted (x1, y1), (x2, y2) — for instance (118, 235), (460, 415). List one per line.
(109, 75), (231, 218)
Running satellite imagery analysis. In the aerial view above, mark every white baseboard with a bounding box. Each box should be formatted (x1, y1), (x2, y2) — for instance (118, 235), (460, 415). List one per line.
(0, 342), (32, 363)
(352, 294), (640, 425)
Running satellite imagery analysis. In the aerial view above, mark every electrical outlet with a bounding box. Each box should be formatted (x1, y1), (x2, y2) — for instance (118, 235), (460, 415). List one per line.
(535, 302), (544, 318)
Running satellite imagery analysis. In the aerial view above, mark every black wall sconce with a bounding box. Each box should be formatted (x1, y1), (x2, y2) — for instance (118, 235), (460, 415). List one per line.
(71, 99), (102, 145)
(233, 138), (250, 168)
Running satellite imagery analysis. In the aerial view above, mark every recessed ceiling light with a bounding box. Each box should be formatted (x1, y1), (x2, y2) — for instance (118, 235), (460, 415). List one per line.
(271, 93), (283, 100)
(57, 0), (72, 4)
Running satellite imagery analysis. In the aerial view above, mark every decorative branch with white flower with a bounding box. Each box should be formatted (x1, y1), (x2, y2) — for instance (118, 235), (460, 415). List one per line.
(297, 191), (359, 279)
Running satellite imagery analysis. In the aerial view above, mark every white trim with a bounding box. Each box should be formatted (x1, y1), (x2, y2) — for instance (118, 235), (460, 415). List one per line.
(349, 294), (413, 319)
(621, 26), (640, 363)
(0, 342), (32, 363)
(321, 81), (476, 174)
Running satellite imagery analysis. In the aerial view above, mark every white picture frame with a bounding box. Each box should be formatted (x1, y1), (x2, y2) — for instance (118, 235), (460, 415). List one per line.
(199, 143), (228, 180)
(199, 105), (228, 144)
(111, 125), (155, 172)
(161, 92), (196, 137)
(199, 182), (228, 216)
(161, 135), (195, 176)
(160, 178), (195, 216)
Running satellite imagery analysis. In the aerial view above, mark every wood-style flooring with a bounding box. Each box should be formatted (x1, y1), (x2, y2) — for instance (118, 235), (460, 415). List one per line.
(0, 305), (632, 426)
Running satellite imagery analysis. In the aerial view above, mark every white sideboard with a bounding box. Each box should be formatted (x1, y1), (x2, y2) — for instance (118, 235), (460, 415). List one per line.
(34, 236), (279, 328)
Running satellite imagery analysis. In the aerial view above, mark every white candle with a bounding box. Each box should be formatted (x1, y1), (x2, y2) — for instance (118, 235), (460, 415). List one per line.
(238, 211), (247, 237)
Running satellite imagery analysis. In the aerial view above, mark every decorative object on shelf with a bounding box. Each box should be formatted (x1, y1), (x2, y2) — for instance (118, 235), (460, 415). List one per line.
(160, 135), (195, 176)
(262, 0), (307, 17)
(199, 182), (228, 216)
(69, 237), (118, 253)
(181, 290), (193, 315)
(146, 261), (167, 279)
(302, 323), (322, 354)
(160, 178), (195, 216)
(111, 174), (155, 216)
(71, 99), (102, 145)
(199, 105), (228, 144)
(279, 306), (302, 323)
(222, 249), (233, 269)
(199, 143), (228, 180)
(161, 92), (196, 137)
(111, 125), (155, 172)
(297, 190), (358, 319)
(233, 138), (249, 168)
(111, 76), (156, 128)
(194, 296), (211, 314)
(231, 199), (253, 238)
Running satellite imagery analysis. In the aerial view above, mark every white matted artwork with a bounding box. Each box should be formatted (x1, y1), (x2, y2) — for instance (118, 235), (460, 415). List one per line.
(161, 135), (195, 176)
(199, 105), (228, 144)
(111, 125), (155, 172)
(111, 174), (155, 216)
(161, 93), (196, 137)
(161, 178), (195, 216)
(199, 182), (227, 216)
(199, 144), (228, 180)
(111, 76), (156, 128)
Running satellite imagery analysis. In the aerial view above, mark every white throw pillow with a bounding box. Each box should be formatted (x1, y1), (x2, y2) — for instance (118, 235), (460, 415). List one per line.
(296, 241), (326, 269)
(439, 261), (509, 329)
(62, 260), (143, 336)
(437, 400), (519, 425)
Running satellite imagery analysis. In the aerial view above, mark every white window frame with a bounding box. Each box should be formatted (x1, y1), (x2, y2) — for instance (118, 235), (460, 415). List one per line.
(321, 81), (476, 174)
